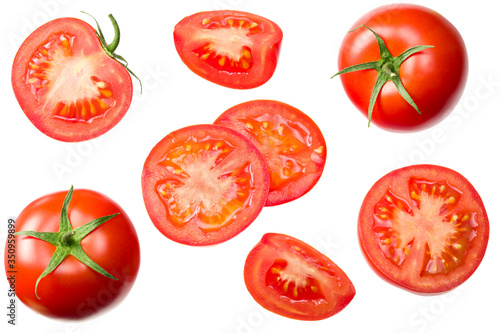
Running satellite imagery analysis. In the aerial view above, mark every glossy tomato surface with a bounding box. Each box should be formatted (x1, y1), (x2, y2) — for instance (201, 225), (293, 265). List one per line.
(358, 165), (489, 293)
(12, 17), (133, 141)
(174, 10), (282, 89)
(214, 100), (326, 206)
(5, 189), (140, 319)
(338, 4), (468, 132)
(244, 233), (355, 321)
(142, 124), (270, 245)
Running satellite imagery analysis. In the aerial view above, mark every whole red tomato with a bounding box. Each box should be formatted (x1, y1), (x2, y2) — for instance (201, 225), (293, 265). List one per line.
(4, 187), (140, 319)
(335, 4), (468, 132)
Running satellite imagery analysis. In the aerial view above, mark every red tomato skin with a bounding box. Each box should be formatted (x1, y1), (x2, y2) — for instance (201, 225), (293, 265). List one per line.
(338, 4), (468, 132)
(174, 10), (282, 89)
(358, 165), (489, 294)
(4, 189), (140, 319)
(12, 18), (133, 142)
(142, 124), (270, 246)
(244, 233), (355, 321)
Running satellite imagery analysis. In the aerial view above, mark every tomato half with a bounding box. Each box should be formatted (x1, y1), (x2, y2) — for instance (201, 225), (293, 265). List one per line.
(358, 165), (489, 293)
(12, 15), (136, 142)
(173, 10), (282, 89)
(141, 124), (270, 245)
(214, 100), (326, 206)
(4, 187), (140, 319)
(336, 4), (468, 132)
(244, 233), (355, 320)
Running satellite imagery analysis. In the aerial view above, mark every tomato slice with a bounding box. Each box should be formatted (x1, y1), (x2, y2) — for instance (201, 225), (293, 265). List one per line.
(141, 124), (270, 245)
(12, 17), (133, 142)
(244, 233), (355, 320)
(173, 10), (282, 89)
(358, 165), (489, 293)
(214, 100), (327, 206)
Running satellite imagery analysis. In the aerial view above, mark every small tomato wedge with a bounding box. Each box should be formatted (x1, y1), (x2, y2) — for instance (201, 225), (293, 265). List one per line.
(12, 14), (139, 142)
(5, 187), (140, 319)
(244, 233), (355, 321)
(173, 10), (282, 89)
(358, 165), (489, 294)
(141, 124), (270, 246)
(215, 100), (327, 206)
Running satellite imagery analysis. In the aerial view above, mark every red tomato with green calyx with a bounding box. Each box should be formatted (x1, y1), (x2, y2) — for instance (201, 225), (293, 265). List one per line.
(174, 10), (282, 89)
(142, 124), (270, 246)
(334, 4), (468, 132)
(4, 186), (141, 319)
(12, 13), (141, 142)
(215, 100), (327, 206)
(244, 233), (355, 321)
(358, 165), (489, 294)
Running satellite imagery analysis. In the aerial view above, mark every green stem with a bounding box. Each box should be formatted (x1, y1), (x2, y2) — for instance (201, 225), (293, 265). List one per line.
(381, 63), (396, 78)
(105, 14), (120, 53)
(61, 230), (76, 246)
(332, 25), (434, 126)
(81, 11), (143, 93)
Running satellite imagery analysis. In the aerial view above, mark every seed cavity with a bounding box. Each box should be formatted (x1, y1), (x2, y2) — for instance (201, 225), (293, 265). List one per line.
(374, 179), (478, 276)
(265, 259), (326, 302)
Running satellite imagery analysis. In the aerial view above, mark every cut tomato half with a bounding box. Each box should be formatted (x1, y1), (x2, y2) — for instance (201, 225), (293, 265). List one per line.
(12, 16), (135, 142)
(214, 100), (327, 206)
(244, 233), (355, 320)
(358, 164), (489, 293)
(141, 124), (270, 246)
(173, 10), (282, 89)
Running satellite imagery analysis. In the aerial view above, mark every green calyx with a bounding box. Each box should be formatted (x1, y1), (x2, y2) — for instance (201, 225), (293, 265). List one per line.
(15, 186), (119, 299)
(81, 11), (143, 93)
(332, 25), (434, 126)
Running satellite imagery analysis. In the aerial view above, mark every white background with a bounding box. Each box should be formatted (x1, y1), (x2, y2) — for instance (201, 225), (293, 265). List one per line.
(1, 0), (498, 332)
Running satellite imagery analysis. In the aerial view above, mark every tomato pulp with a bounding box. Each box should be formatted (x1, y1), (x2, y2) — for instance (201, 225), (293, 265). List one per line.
(174, 10), (282, 89)
(142, 124), (270, 245)
(12, 15), (136, 141)
(358, 165), (489, 293)
(214, 100), (327, 206)
(336, 4), (468, 132)
(244, 233), (355, 320)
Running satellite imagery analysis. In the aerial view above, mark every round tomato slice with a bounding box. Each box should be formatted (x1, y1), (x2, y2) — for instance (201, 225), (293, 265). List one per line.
(214, 100), (327, 206)
(244, 233), (355, 321)
(12, 15), (135, 142)
(141, 124), (270, 246)
(358, 165), (489, 293)
(5, 187), (140, 319)
(336, 4), (468, 132)
(173, 10), (282, 89)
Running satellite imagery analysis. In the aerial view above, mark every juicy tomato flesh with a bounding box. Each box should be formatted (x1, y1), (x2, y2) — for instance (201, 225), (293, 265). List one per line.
(192, 17), (261, 73)
(174, 10), (282, 89)
(26, 33), (116, 123)
(142, 125), (269, 246)
(215, 100), (326, 206)
(265, 250), (334, 304)
(244, 233), (355, 321)
(155, 136), (255, 231)
(358, 165), (489, 293)
(12, 18), (132, 142)
(373, 178), (475, 276)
